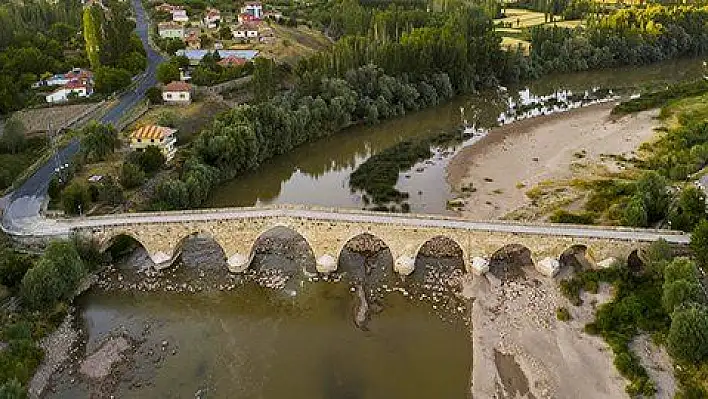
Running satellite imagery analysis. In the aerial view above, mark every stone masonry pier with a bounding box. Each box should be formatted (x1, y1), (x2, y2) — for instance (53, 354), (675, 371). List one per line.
(59, 205), (691, 276)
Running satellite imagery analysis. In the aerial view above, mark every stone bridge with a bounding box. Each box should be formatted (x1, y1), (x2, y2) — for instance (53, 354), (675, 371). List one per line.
(65, 206), (690, 276)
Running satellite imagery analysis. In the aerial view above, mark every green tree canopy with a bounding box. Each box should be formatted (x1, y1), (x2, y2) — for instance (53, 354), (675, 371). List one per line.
(690, 220), (708, 267)
(1, 118), (27, 154)
(60, 181), (91, 216)
(669, 185), (706, 232)
(663, 279), (705, 314)
(667, 304), (708, 364)
(21, 240), (86, 310)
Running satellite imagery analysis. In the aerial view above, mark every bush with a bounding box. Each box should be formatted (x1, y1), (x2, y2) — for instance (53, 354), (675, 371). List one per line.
(60, 181), (91, 215)
(549, 209), (595, 224)
(556, 306), (572, 321)
(119, 162), (145, 189)
(664, 257), (699, 285)
(128, 146), (165, 174)
(0, 379), (26, 399)
(94, 66), (132, 94)
(20, 241), (86, 310)
(0, 249), (33, 288)
(667, 304), (708, 364)
(669, 186), (707, 232)
(662, 279), (705, 313)
(96, 177), (124, 206)
(690, 220), (708, 267)
(146, 86), (163, 105)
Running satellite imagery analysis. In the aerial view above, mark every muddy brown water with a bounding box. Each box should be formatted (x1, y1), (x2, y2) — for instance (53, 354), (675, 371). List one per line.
(208, 58), (705, 214)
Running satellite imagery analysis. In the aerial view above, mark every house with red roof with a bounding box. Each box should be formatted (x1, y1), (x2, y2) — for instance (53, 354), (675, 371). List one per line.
(162, 81), (193, 105)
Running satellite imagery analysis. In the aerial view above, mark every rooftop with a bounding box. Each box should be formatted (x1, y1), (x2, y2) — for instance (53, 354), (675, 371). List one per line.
(130, 125), (177, 140)
(176, 49), (259, 61)
(163, 81), (192, 92)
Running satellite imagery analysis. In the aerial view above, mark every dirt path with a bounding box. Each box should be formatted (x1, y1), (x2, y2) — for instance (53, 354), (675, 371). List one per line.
(446, 103), (660, 220)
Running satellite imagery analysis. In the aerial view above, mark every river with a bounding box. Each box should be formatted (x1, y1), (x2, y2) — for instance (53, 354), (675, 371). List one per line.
(207, 58), (706, 214)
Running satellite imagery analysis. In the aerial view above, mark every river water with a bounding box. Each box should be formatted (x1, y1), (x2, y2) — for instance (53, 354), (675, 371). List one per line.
(47, 59), (705, 398)
(208, 58), (705, 214)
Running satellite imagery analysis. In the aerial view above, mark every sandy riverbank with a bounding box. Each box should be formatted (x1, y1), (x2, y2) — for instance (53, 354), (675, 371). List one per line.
(446, 103), (661, 220)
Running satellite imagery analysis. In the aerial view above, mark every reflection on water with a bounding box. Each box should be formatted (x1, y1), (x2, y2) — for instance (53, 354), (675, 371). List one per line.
(208, 58), (705, 214)
(52, 283), (471, 399)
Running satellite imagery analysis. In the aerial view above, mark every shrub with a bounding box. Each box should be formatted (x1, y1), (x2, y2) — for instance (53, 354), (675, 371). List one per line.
(146, 86), (163, 105)
(20, 241), (86, 310)
(119, 162), (145, 189)
(0, 249), (33, 288)
(128, 146), (165, 174)
(664, 257), (699, 285)
(662, 279), (705, 313)
(549, 209), (595, 224)
(60, 181), (91, 216)
(667, 304), (708, 364)
(556, 306), (572, 321)
(0, 378), (27, 399)
(690, 220), (708, 267)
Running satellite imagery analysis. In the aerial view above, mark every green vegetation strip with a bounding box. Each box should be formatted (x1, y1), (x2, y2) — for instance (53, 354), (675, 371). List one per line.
(612, 79), (708, 115)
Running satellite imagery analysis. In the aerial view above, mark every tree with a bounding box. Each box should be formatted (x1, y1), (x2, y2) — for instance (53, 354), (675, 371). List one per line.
(119, 162), (145, 189)
(219, 25), (233, 40)
(157, 62), (180, 84)
(129, 146), (165, 173)
(636, 171), (669, 224)
(0, 249), (33, 288)
(0, 379), (26, 399)
(622, 195), (648, 227)
(663, 279), (705, 313)
(664, 257), (699, 285)
(690, 220), (708, 267)
(80, 123), (119, 162)
(97, 177), (124, 205)
(21, 240), (86, 310)
(83, 5), (102, 69)
(146, 86), (163, 105)
(669, 186), (707, 232)
(1, 118), (27, 154)
(61, 181), (91, 215)
(667, 304), (708, 364)
(94, 66), (131, 94)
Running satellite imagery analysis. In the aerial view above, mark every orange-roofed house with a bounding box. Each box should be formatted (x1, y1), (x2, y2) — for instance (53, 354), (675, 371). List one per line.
(217, 55), (247, 67)
(162, 81), (193, 105)
(129, 125), (177, 161)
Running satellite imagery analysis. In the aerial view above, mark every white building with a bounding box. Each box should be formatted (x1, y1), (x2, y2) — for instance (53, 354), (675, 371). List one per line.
(172, 9), (188, 22)
(158, 22), (185, 39)
(45, 81), (93, 103)
(162, 81), (192, 105)
(232, 24), (258, 39)
(241, 2), (263, 19)
(204, 8), (221, 29)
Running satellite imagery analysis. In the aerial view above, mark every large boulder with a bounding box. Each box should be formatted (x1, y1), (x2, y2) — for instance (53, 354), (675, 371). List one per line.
(536, 257), (560, 277)
(597, 257), (618, 269)
(227, 253), (250, 273)
(470, 257), (490, 275)
(316, 254), (337, 274)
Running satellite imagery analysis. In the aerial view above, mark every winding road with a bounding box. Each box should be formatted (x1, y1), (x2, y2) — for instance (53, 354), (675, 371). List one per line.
(1, 0), (163, 235)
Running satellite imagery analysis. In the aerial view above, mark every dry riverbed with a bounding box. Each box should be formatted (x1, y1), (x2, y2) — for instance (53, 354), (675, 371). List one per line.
(447, 103), (660, 220)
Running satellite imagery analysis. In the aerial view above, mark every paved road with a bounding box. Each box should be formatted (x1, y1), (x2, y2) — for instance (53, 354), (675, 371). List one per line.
(16, 206), (691, 245)
(1, 0), (162, 235)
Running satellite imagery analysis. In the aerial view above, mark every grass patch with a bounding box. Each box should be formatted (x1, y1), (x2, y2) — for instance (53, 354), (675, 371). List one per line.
(0, 137), (49, 192)
(556, 306), (572, 321)
(549, 209), (596, 224)
(612, 79), (708, 115)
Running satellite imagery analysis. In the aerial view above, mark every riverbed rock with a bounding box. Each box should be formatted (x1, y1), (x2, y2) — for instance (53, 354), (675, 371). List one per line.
(597, 257), (618, 269)
(536, 257), (560, 277)
(79, 336), (131, 380)
(226, 253), (250, 273)
(316, 254), (337, 273)
(471, 257), (490, 275)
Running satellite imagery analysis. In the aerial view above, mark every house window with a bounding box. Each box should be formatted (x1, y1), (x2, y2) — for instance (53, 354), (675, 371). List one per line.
(151, 139), (155, 143)
(179, 93), (186, 99)
(166, 93), (172, 99)
(137, 139), (142, 143)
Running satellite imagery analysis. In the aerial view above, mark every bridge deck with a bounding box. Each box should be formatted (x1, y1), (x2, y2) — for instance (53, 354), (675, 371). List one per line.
(68, 206), (690, 245)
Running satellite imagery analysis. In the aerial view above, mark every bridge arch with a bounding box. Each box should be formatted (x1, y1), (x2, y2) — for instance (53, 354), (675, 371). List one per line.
(559, 244), (596, 275)
(171, 231), (228, 271)
(413, 235), (466, 277)
(337, 232), (394, 279)
(100, 232), (151, 263)
(248, 225), (316, 276)
(489, 244), (535, 280)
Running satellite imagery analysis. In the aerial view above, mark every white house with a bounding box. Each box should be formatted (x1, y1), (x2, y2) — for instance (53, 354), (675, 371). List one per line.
(232, 23), (258, 39)
(33, 68), (93, 88)
(45, 81), (93, 103)
(158, 22), (185, 39)
(241, 2), (263, 19)
(203, 8), (221, 29)
(162, 81), (192, 105)
(172, 9), (188, 22)
(129, 125), (177, 161)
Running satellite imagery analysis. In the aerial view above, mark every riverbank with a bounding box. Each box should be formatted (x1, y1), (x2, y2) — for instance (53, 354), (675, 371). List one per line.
(446, 102), (661, 221)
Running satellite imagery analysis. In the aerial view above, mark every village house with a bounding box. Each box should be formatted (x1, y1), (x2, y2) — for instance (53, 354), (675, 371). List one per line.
(241, 2), (263, 19)
(172, 8), (189, 23)
(155, 2), (178, 13)
(203, 8), (221, 29)
(162, 81), (192, 105)
(158, 22), (184, 39)
(184, 32), (201, 49)
(176, 49), (259, 66)
(33, 68), (93, 88)
(217, 55), (248, 67)
(232, 23), (259, 40)
(45, 80), (93, 103)
(129, 125), (177, 161)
